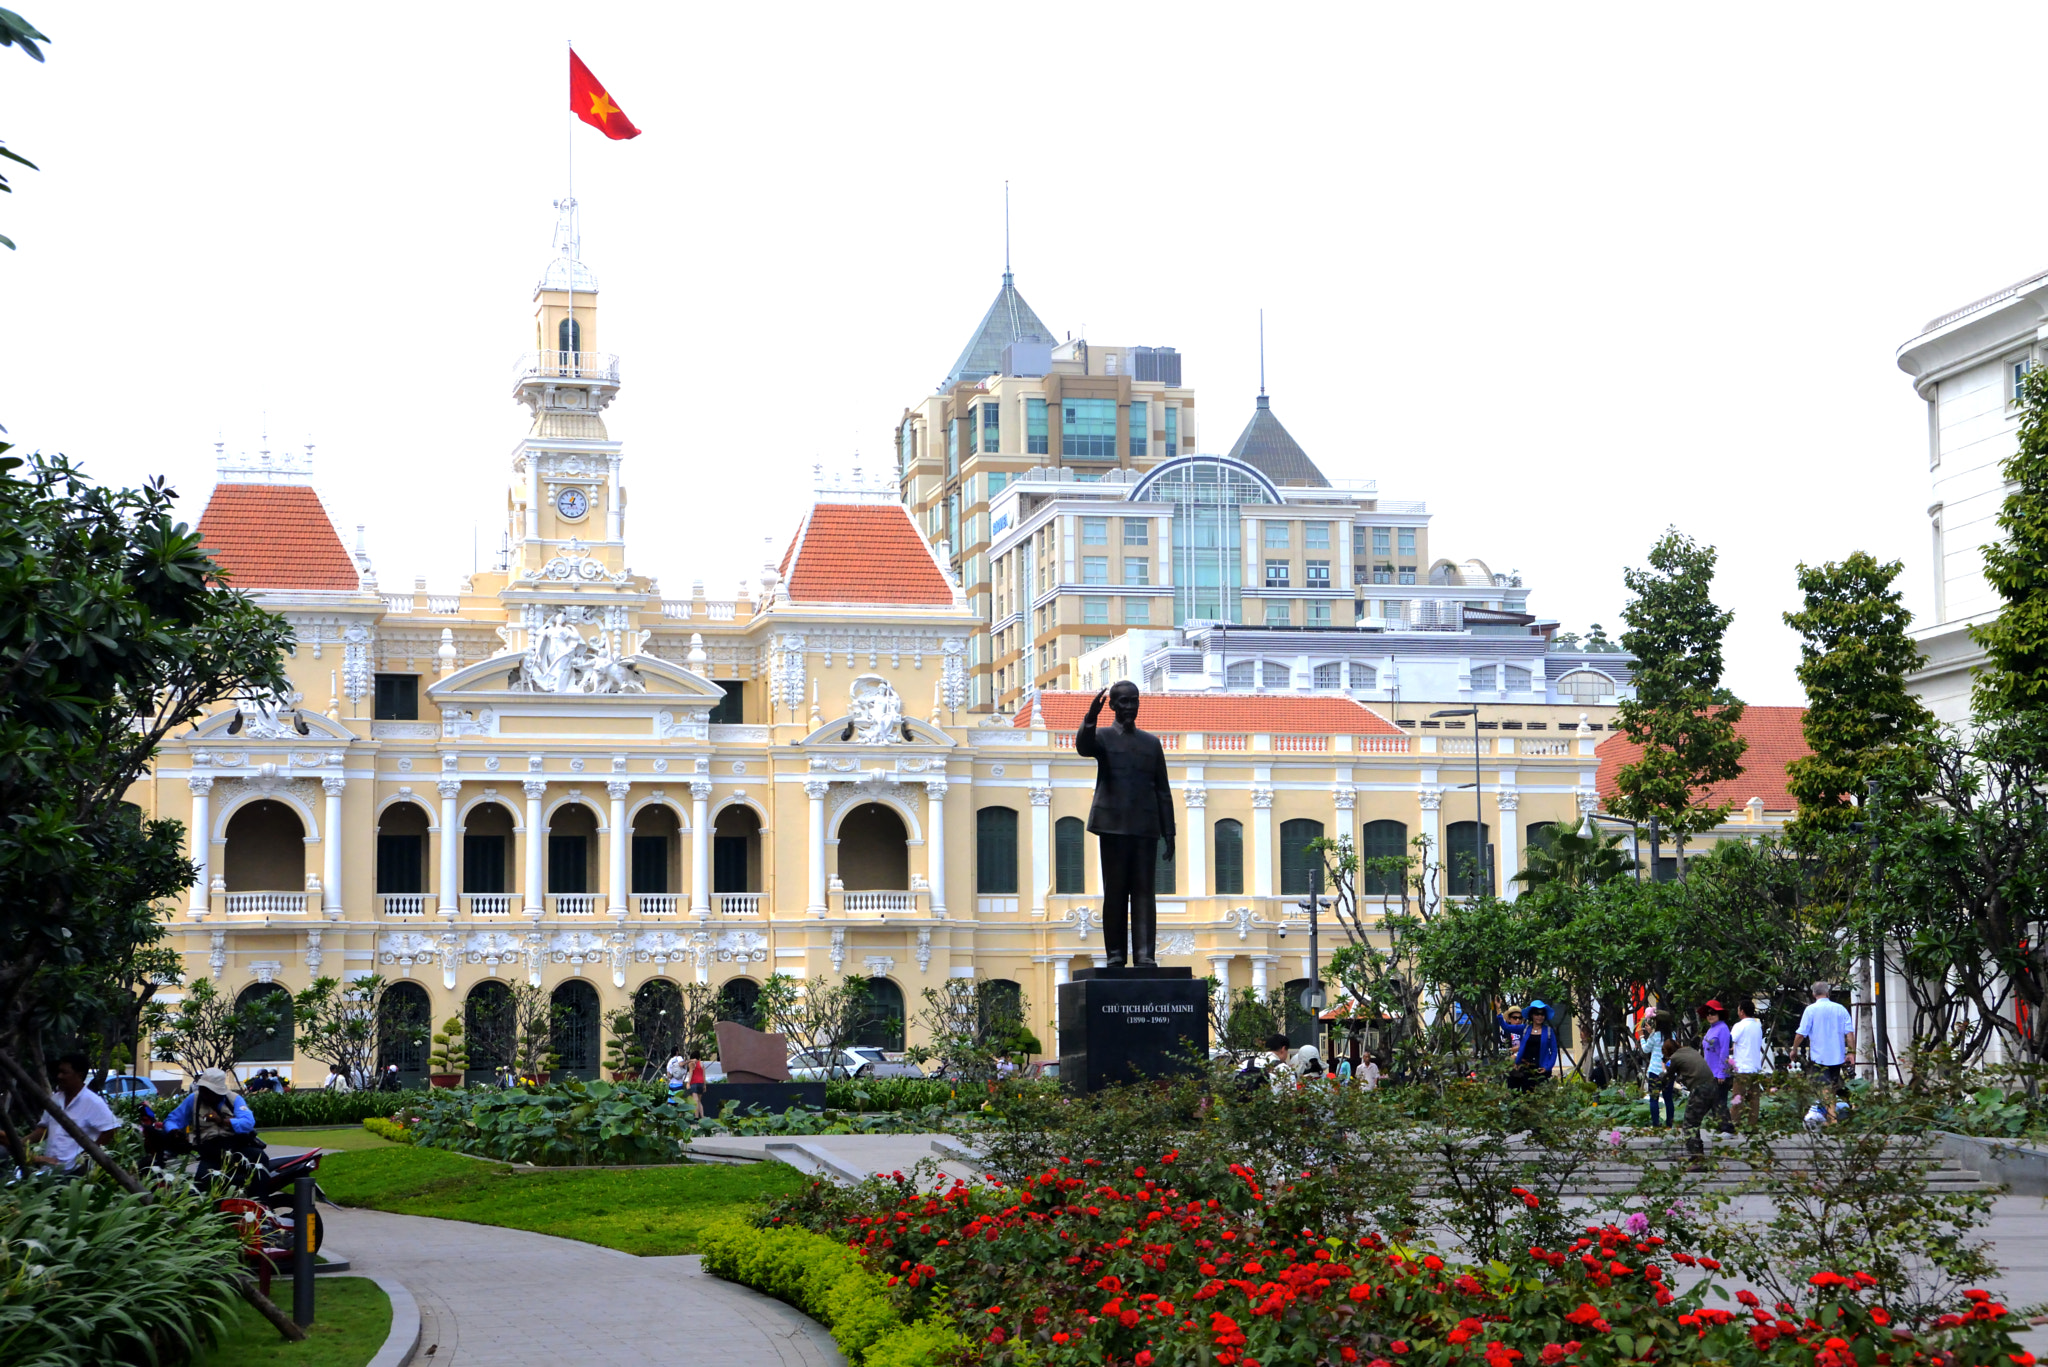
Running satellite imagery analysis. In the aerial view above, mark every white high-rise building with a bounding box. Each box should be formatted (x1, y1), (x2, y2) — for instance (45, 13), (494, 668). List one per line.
(1895, 269), (2046, 724)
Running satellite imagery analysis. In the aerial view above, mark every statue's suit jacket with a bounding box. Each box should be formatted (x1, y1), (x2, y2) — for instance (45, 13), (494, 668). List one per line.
(1076, 717), (1176, 839)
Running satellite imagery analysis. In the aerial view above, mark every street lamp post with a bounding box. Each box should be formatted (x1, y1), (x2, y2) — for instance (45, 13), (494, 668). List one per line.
(1295, 891), (1334, 1054)
(1430, 707), (1484, 895)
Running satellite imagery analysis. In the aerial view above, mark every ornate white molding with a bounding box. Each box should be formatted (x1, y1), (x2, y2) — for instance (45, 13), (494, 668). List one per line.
(305, 927), (323, 973)
(863, 955), (896, 978)
(1251, 787), (1275, 809)
(321, 775), (347, 796)
(189, 776), (215, 796)
(1160, 931), (1196, 957)
(1577, 788), (1600, 815)
(209, 929), (227, 979)
(249, 960), (283, 984)
(437, 779), (462, 800)
(1418, 787), (1443, 812)
(830, 927), (846, 973)
(915, 928), (932, 973)
(803, 780), (831, 801)
(689, 780), (715, 801)
(1183, 786), (1207, 810)
(523, 779), (549, 801)
(1496, 788), (1520, 813)
(1029, 786), (1053, 807)
(1333, 786), (1357, 811)
(606, 780), (631, 800)
(715, 930), (767, 964)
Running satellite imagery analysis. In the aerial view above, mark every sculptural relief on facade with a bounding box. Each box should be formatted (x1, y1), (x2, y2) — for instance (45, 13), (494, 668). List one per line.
(845, 674), (908, 744)
(508, 611), (647, 694)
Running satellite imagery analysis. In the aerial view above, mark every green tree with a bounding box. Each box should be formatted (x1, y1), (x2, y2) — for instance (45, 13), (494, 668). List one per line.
(293, 974), (406, 1088)
(150, 977), (278, 1083)
(1971, 362), (2048, 717)
(1782, 552), (1932, 842)
(756, 974), (873, 1079)
(1612, 528), (1749, 852)
(0, 450), (292, 1105)
(1512, 822), (1636, 890)
(0, 8), (47, 250)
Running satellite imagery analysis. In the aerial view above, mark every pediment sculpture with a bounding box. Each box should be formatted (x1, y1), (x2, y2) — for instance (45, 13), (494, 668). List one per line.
(508, 611), (647, 694)
(844, 673), (908, 744)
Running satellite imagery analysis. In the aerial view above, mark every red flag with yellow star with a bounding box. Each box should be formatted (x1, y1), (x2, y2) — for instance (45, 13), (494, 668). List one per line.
(569, 51), (640, 140)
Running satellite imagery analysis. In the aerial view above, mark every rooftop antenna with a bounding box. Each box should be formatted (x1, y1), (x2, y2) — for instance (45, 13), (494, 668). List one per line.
(1003, 180), (1011, 283)
(1259, 309), (1266, 397)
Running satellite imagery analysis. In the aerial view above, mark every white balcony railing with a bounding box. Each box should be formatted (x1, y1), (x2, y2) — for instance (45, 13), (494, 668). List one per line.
(466, 893), (515, 916)
(635, 894), (682, 916)
(511, 350), (621, 386)
(552, 894), (599, 915)
(1358, 735), (1411, 754)
(1274, 733), (1330, 753)
(844, 891), (915, 915)
(225, 892), (306, 916)
(1441, 737), (1491, 755)
(426, 595), (461, 614)
(1205, 733), (1249, 752)
(717, 893), (763, 916)
(1519, 738), (1570, 756)
(381, 893), (430, 917)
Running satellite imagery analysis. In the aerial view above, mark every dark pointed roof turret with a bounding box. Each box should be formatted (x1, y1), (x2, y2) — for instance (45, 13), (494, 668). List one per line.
(1225, 394), (1329, 487)
(942, 273), (1054, 389)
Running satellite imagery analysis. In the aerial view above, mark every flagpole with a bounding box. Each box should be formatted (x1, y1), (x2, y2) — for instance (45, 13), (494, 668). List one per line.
(566, 37), (575, 377)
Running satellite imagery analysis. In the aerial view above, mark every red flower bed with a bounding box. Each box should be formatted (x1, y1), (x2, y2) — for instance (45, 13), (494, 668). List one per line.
(768, 1154), (2028, 1366)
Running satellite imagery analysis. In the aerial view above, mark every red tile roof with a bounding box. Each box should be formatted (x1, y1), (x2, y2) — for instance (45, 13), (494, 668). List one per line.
(196, 484), (359, 591)
(1021, 690), (1403, 736)
(779, 502), (955, 606)
(1594, 705), (1811, 813)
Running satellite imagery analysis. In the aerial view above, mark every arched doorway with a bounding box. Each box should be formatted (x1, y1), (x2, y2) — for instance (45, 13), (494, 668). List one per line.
(551, 979), (600, 1079)
(717, 976), (761, 1030)
(713, 806), (761, 893)
(854, 978), (905, 1053)
(378, 981), (432, 1085)
(634, 978), (686, 1075)
(223, 800), (306, 894)
(837, 803), (908, 890)
(235, 983), (294, 1065)
(464, 979), (514, 1084)
(631, 804), (681, 906)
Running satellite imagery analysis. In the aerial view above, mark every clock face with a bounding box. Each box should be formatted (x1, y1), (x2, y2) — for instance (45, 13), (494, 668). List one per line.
(555, 487), (589, 520)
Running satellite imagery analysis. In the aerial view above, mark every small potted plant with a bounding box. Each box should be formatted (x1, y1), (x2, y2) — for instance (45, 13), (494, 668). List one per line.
(428, 1017), (467, 1088)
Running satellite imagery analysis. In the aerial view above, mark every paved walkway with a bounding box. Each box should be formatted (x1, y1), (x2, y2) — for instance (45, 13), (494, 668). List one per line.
(323, 1205), (845, 1367)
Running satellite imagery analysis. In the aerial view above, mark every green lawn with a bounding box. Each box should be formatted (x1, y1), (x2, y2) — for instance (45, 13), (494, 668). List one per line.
(266, 1125), (400, 1152)
(194, 1275), (390, 1367)
(318, 1146), (805, 1256)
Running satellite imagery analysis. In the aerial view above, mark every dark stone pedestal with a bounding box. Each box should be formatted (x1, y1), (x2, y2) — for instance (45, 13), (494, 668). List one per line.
(1058, 967), (1210, 1093)
(701, 1081), (826, 1119)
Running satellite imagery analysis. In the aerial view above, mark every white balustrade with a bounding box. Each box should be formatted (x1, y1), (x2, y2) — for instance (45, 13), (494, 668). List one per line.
(467, 893), (515, 916)
(552, 894), (599, 915)
(707, 601), (737, 622)
(510, 350), (621, 385)
(381, 594), (415, 614)
(661, 600), (692, 620)
(717, 893), (763, 916)
(1440, 737), (1491, 755)
(381, 893), (430, 917)
(635, 893), (682, 915)
(1358, 735), (1411, 754)
(1519, 738), (1569, 756)
(843, 891), (915, 915)
(1274, 734), (1330, 753)
(1205, 733), (1249, 752)
(225, 892), (306, 916)
(427, 595), (461, 614)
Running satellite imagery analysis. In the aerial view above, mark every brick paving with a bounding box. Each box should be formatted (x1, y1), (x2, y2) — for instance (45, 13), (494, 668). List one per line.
(323, 1205), (845, 1366)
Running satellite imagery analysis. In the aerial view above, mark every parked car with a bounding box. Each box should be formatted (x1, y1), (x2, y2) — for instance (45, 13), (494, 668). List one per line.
(786, 1048), (925, 1081)
(94, 1074), (160, 1102)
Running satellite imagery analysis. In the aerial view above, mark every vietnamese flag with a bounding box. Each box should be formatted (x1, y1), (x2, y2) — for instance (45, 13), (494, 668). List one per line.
(570, 51), (641, 140)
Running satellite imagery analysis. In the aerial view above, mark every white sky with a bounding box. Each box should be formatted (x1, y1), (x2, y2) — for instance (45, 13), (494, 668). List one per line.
(6, 3), (2047, 705)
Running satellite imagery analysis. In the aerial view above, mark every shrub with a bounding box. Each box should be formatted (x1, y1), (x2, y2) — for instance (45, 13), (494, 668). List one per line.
(0, 1174), (244, 1367)
(407, 1076), (693, 1165)
(244, 1087), (431, 1128)
(698, 1218), (962, 1365)
(362, 1116), (414, 1144)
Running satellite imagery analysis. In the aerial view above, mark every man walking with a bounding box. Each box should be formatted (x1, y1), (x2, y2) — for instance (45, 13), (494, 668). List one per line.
(1793, 981), (1855, 1122)
(1728, 999), (1767, 1131)
(1667, 1040), (1721, 1162)
(1700, 1002), (1734, 1133)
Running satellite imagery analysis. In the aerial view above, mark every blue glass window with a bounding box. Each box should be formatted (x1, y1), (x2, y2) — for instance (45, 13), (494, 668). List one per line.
(1164, 407), (1178, 454)
(1128, 401), (1148, 458)
(1062, 399), (1117, 459)
(982, 403), (1000, 453)
(947, 419), (960, 479)
(1027, 399), (1049, 455)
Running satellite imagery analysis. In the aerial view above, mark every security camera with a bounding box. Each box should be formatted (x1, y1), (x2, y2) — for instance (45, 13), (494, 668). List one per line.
(1276, 923), (1287, 940)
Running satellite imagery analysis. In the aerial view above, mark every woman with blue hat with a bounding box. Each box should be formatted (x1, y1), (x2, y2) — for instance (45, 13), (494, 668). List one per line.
(1508, 1001), (1560, 1090)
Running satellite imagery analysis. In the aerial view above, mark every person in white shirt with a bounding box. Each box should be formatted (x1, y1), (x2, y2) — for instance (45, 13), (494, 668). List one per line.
(1727, 999), (1767, 1130)
(27, 1054), (120, 1174)
(322, 1064), (353, 1093)
(1793, 980), (1856, 1123)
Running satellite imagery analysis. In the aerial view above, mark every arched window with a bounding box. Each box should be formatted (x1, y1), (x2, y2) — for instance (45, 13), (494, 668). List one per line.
(378, 981), (432, 1081)
(1446, 820), (1493, 897)
(1280, 818), (1325, 895)
(1312, 662), (1341, 688)
(223, 799), (306, 892)
(838, 802), (908, 890)
(1359, 819), (1408, 896)
(1506, 664), (1532, 692)
(551, 979), (600, 1079)
(976, 807), (1018, 895)
(377, 801), (430, 894)
(631, 804), (679, 895)
(716, 976), (761, 1030)
(235, 983), (294, 1063)
(635, 978), (686, 1069)
(464, 802), (513, 894)
(854, 978), (905, 1052)
(1557, 670), (1616, 702)
(1348, 662), (1377, 689)
(1225, 661), (1255, 688)
(465, 980), (515, 1079)
(1214, 819), (1244, 895)
(549, 802), (597, 893)
(1054, 816), (1086, 894)
(713, 806), (761, 893)
(1261, 661), (1290, 688)
(557, 315), (581, 354)
(1527, 821), (1560, 854)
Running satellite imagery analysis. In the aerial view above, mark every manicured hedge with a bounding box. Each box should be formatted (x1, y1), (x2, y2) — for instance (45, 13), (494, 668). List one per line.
(697, 1218), (962, 1366)
(361, 1116), (414, 1144)
(244, 1088), (428, 1128)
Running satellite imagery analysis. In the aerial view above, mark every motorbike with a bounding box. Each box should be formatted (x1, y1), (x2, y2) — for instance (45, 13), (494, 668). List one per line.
(138, 1110), (328, 1255)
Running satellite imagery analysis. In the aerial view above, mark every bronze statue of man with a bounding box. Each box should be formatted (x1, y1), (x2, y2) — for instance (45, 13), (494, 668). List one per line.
(1077, 681), (1175, 969)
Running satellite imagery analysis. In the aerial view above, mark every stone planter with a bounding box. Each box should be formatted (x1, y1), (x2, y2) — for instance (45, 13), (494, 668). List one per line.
(428, 1073), (462, 1089)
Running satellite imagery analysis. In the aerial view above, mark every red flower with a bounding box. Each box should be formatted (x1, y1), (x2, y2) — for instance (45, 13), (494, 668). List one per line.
(1737, 1291), (1760, 1307)
(1564, 1304), (1603, 1327)
(1810, 1271), (1850, 1289)
(1869, 1307), (1889, 1326)
(1422, 1255), (1445, 1272)
(1120, 1310), (1142, 1329)
(1390, 1343), (1410, 1355)
(986, 1328), (1006, 1345)
(1136, 1354), (1154, 1367)
(1340, 1351), (1358, 1364)
(1052, 1332), (1069, 1344)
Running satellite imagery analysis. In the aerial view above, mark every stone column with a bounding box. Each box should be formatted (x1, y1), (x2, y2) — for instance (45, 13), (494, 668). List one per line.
(1251, 954), (1274, 994)
(925, 779), (948, 919)
(1050, 955), (1071, 1056)
(1029, 786), (1052, 916)
(805, 781), (830, 916)
(1208, 953), (1235, 1027)
(1183, 786), (1208, 897)
(437, 780), (461, 915)
(523, 780), (547, 917)
(321, 776), (345, 919)
(1251, 787), (1275, 898)
(690, 780), (713, 914)
(1419, 787), (1443, 897)
(187, 776), (214, 919)
(1333, 786), (1356, 896)
(1497, 787), (1521, 902)
(606, 454), (623, 541)
(607, 780), (631, 917)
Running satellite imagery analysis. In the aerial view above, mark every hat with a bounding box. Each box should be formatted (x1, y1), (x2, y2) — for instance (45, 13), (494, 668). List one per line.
(1526, 1000), (1550, 1015)
(196, 1068), (231, 1094)
(1703, 999), (1725, 1014)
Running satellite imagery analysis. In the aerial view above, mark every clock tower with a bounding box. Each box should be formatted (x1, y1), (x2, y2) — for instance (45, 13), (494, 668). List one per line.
(507, 197), (628, 579)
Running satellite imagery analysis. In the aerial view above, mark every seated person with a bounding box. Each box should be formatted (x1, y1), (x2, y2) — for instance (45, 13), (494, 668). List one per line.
(159, 1068), (260, 1174)
(27, 1052), (120, 1175)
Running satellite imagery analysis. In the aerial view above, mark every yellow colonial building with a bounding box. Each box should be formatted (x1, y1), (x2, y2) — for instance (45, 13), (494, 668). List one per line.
(138, 213), (1609, 1084)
